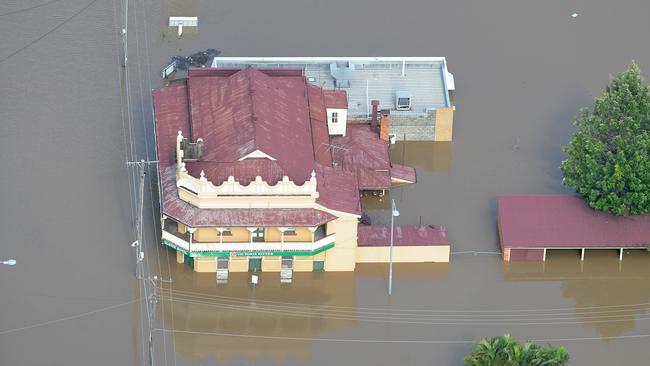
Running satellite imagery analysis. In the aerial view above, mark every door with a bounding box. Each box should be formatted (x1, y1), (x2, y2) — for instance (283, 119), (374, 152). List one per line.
(248, 257), (262, 272)
(252, 227), (265, 242)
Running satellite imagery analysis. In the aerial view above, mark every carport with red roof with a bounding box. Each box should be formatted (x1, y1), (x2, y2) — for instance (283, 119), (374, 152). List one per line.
(498, 195), (650, 261)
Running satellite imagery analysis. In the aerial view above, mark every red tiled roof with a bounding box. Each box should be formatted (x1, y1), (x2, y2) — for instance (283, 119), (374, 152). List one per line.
(390, 163), (417, 184)
(331, 125), (392, 189)
(498, 195), (650, 249)
(161, 166), (336, 227)
(323, 89), (348, 109)
(358, 225), (449, 246)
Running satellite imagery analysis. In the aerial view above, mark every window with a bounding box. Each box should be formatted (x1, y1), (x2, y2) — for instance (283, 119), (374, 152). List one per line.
(217, 257), (229, 270)
(252, 227), (265, 242)
(284, 227), (297, 235)
(331, 112), (338, 123)
(219, 227), (232, 236)
(313, 261), (325, 271)
(281, 256), (294, 269)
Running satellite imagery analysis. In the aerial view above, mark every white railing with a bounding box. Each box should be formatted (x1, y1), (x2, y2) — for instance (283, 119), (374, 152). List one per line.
(162, 229), (335, 254)
(161, 230), (190, 251)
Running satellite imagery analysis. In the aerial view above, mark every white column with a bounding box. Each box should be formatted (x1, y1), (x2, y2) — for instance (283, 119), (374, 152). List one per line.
(308, 226), (318, 242)
(216, 228), (225, 244)
(187, 227), (196, 253)
(543, 248), (547, 262)
(581, 248), (585, 261)
(619, 248), (623, 261)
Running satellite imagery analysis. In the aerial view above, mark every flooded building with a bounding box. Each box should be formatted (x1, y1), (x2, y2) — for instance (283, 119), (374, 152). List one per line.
(153, 67), (449, 274)
(498, 195), (650, 261)
(211, 57), (456, 141)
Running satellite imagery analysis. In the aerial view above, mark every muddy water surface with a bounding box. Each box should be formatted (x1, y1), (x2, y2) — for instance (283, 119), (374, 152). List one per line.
(2, 0), (650, 365)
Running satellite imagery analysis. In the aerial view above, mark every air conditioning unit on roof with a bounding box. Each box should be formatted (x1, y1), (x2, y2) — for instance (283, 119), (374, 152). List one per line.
(396, 91), (412, 110)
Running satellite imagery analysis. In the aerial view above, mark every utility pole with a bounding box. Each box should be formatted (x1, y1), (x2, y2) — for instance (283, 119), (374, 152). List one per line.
(127, 159), (160, 366)
(127, 160), (158, 279)
(146, 276), (159, 366)
(388, 199), (399, 295)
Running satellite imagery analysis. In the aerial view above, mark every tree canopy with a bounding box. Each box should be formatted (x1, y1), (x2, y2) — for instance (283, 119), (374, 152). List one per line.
(464, 334), (569, 366)
(561, 61), (650, 215)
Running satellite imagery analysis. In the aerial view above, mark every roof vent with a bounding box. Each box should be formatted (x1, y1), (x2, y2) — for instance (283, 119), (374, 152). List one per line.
(395, 91), (412, 111)
(330, 62), (355, 88)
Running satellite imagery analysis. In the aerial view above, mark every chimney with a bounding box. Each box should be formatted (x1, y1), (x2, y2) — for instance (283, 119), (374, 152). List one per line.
(370, 100), (380, 131)
(379, 109), (391, 142)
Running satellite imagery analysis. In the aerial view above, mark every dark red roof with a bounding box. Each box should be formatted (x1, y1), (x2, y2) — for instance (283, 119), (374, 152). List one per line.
(390, 163), (417, 184)
(314, 165), (362, 215)
(187, 68), (315, 182)
(161, 166), (336, 227)
(186, 160), (286, 186)
(306, 84), (333, 166)
(152, 82), (190, 168)
(357, 225), (449, 246)
(498, 195), (650, 249)
(152, 68), (386, 216)
(323, 89), (348, 109)
(331, 125), (392, 189)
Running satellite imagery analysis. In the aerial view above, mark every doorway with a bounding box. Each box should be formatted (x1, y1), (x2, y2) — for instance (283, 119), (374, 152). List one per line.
(248, 257), (262, 272)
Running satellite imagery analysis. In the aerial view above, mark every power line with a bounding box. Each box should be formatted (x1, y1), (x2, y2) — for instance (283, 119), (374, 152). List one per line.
(0, 0), (66, 17)
(158, 286), (650, 314)
(0, 0), (102, 64)
(156, 294), (650, 327)
(158, 287), (650, 318)
(155, 328), (650, 344)
(0, 298), (141, 335)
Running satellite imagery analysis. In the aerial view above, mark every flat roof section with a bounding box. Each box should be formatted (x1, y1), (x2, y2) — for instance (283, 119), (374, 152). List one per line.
(358, 225), (448, 247)
(498, 195), (650, 249)
(212, 57), (452, 116)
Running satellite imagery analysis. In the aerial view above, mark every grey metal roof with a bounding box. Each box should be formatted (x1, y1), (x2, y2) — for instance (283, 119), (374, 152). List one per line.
(211, 57), (452, 118)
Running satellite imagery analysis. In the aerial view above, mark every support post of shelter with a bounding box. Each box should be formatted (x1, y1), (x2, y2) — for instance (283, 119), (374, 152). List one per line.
(543, 248), (547, 262)
(581, 248), (585, 261)
(619, 248), (623, 261)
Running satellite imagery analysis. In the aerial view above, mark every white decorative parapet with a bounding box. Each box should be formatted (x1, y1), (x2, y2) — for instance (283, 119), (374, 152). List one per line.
(175, 131), (318, 199)
(177, 168), (318, 198)
(162, 230), (335, 254)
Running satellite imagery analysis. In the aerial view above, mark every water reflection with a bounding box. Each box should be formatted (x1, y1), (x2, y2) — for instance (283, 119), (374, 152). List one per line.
(156, 250), (450, 364)
(157, 263), (358, 364)
(389, 141), (452, 173)
(502, 250), (650, 337)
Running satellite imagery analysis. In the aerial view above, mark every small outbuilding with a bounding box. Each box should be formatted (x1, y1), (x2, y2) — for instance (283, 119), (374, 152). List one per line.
(498, 195), (650, 261)
(357, 225), (450, 263)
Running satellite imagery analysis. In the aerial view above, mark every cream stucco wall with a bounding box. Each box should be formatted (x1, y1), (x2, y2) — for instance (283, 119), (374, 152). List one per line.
(356, 245), (450, 263)
(229, 256), (248, 272)
(262, 256), (281, 272)
(294, 256), (314, 272)
(323, 216), (358, 271)
(434, 107), (454, 142)
(264, 227), (313, 242)
(194, 256), (216, 272)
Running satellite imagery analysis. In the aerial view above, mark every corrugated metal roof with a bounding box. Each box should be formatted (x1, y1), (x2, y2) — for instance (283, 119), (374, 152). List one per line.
(498, 195), (650, 249)
(331, 125), (392, 190)
(358, 225), (449, 246)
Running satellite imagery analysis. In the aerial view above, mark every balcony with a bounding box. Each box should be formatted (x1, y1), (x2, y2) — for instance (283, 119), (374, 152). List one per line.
(161, 229), (335, 257)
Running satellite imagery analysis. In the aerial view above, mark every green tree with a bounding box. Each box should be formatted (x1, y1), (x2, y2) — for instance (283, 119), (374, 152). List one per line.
(464, 334), (569, 366)
(561, 61), (650, 215)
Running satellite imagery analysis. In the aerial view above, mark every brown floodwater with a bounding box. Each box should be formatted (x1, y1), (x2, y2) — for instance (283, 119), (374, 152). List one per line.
(2, 0), (650, 365)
